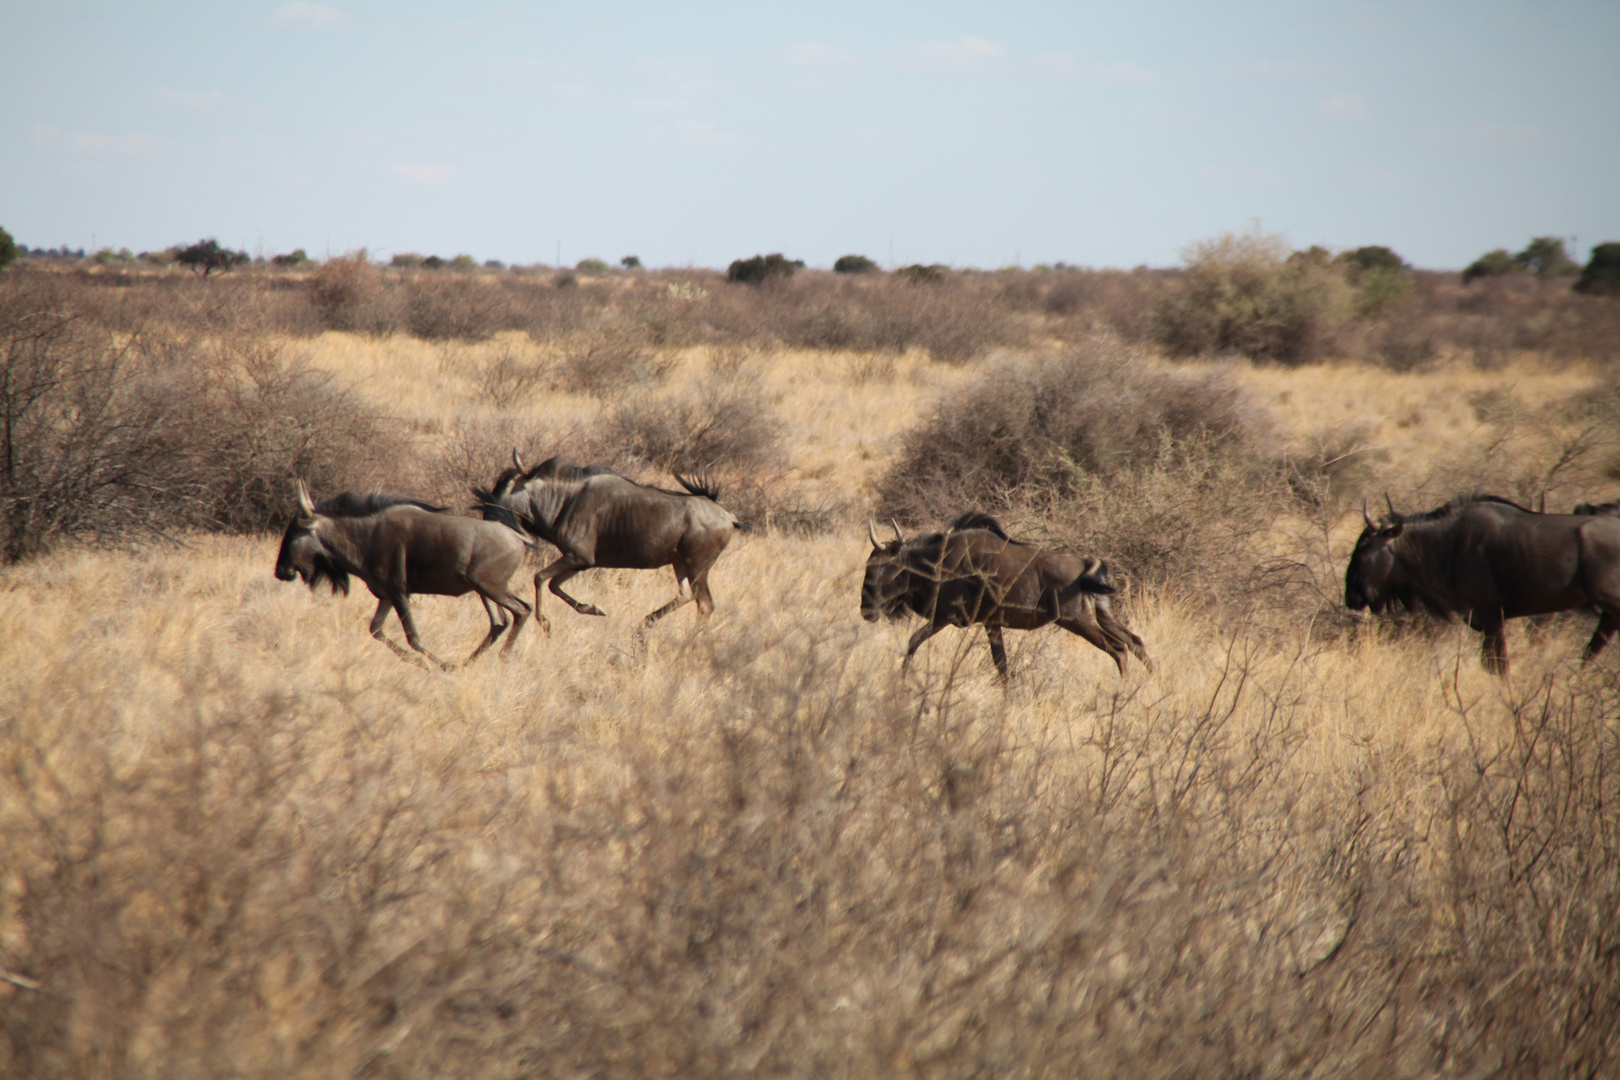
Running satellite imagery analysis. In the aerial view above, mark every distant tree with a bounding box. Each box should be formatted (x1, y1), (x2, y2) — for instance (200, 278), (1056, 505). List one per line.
(1574, 242), (1620, 296)
(1462, 248), (1520, 285)
(726, 253), (800, 285)
(271, 249), (311, 267)
(834, 254), (879, 274)
(421, 255), (445, 269)
(0, 227), (17, 271)
(575, 257), (610, 274)
(1513, 236), (1578, 280)
(620, 255), (642, 269)
(1337, 246), (1407, 279)
(450, 254), (478, 270)
(390, 253), (425, 268)
(484, 259), (505, 269)
(175, 238), (249, 277)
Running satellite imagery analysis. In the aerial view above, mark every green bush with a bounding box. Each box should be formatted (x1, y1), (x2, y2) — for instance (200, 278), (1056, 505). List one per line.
(1514, 236), (1578, 280)
(450, 254), (478, 270)
(834, 254), (878, 274)
(271, 249), (310, 267)
(575, 257), (611, 274)
(0, 227), (19, 271)
(727, 253), (800, 285)
(390, 253), (425, 268)
(1153, 231), (1354, 364)
(621, 255), (643, 269)
(1462, 249), (1521, 284)
(1574, 242), (1620, 296)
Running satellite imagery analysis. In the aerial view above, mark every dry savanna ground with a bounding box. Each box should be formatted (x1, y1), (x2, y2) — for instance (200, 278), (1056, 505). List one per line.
(4, 311), (1620, 1076)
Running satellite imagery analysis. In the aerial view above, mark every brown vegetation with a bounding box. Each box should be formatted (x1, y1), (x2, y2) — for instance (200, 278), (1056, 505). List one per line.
(3, 251), (1620, 1077)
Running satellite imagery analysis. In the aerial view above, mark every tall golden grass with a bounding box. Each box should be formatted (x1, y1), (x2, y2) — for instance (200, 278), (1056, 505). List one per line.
(3, 302), (1620, 1076)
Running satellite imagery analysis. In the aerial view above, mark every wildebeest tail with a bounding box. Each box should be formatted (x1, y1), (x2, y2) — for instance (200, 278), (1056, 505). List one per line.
(673, 472), (721, 501)
(1062, 557), (1116, 597)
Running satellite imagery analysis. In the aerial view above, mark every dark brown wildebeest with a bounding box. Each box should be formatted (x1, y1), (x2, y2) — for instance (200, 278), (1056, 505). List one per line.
(1345, 495), (1620, 674)
(860, 513), (1150, 681)
(474, 451), (748, 632)
(275, 480), (533, 669)
(1574, 498), (1620, 517)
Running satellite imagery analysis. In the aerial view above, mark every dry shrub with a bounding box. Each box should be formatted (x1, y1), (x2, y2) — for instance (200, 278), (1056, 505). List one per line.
(308, 252), (397, 335)
(551, 323), (672, 397)
(1155, 231), (1355, 364)
(0, 273), (409, 560)
(875, 338), (1308, 614)
(599, 372), (783, 475)
(471, 344), (550, 409)
(403, 274), (515, 341)
(5, 615), (1618, 1077)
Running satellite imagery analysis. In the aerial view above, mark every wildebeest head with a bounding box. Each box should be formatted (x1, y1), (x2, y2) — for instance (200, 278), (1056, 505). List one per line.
(861, 519), (911, 622)
(275, 479), (350, 595)
(1344, 501), (1405, 613)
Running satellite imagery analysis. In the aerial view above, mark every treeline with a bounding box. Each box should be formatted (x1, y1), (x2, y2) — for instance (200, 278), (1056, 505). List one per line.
(6, 234), (1620, 368)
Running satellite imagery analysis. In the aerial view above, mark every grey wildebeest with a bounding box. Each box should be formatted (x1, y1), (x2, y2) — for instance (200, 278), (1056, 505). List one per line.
(275, 480), (533, 669)
(474, 451), (748, 632)
(1344, 495), (1620, 674)
(860, 513), (1151, 681)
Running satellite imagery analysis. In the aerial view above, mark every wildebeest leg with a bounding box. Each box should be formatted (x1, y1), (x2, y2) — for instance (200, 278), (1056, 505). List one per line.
(1583, 611), (1618, 663)
(1057, 614), (1131, 674)
(643, 560), (693, 627)
(985, 625), (1009, 682)
(901, 622), (947, 669)
(368, 596), (430, 668)
(463, 588), (531, 666)
(390, 592), (453, 671)
(1095, 603), (1153, 672)
(535, 555), (603, 621)
(1473, 614), (1509, 676)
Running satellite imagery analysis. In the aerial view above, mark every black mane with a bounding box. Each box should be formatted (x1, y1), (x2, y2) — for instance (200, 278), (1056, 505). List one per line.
(1393, 494), (1534, 525)
(315, 491), (444, 517)
(523, 457), (619, 484)
(948, 511), (1010, 540)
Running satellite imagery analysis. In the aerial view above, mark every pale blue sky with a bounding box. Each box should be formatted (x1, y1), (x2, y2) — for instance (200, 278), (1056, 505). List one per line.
(3, 1), (1615, 270)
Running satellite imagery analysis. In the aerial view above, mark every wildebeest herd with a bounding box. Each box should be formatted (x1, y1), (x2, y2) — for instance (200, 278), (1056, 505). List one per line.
(275, 453), (1620, 679)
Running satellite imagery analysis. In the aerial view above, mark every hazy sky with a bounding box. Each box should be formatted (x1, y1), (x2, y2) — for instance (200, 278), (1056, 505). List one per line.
(4, 1), (1616, 270)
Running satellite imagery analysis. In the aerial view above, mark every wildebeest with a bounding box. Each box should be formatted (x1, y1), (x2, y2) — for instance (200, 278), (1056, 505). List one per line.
(1574, 498), (1620, 517)
(275, 480), (533, 669)
(860, 513), (1151, 681)
(1344, 495), (1620, 674)
(474, 451), (748, 631)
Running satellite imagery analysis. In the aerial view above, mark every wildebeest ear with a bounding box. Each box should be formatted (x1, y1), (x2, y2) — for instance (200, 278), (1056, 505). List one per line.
(867, 518), (882, 549)
(1382, 520), (1404, 539)
(295, 478), (315, 517)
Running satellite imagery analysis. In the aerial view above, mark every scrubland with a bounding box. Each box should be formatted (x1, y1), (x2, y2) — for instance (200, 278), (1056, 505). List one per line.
(3, 262), (1620, 1077)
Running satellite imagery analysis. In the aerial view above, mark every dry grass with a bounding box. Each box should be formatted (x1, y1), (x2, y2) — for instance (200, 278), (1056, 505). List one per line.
(4, 273), (1620, 1076)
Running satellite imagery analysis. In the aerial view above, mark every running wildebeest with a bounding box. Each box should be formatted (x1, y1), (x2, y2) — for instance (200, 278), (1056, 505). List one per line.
(1345, 495), (1620, 675)
(860, 513), (1151, 681)
(275, 480), (533, 669)
(474, 451), (748, 632)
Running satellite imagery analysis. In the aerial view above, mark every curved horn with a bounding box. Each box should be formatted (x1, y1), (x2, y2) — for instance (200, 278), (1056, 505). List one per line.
(295, 478), (315, 517)
(1362, 499), (1375, 529)
(512, 448), (525, 471)
(889, 518), (905, 545)
(1384, 491), (1397, 519)
(867, 518), (882, 549)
